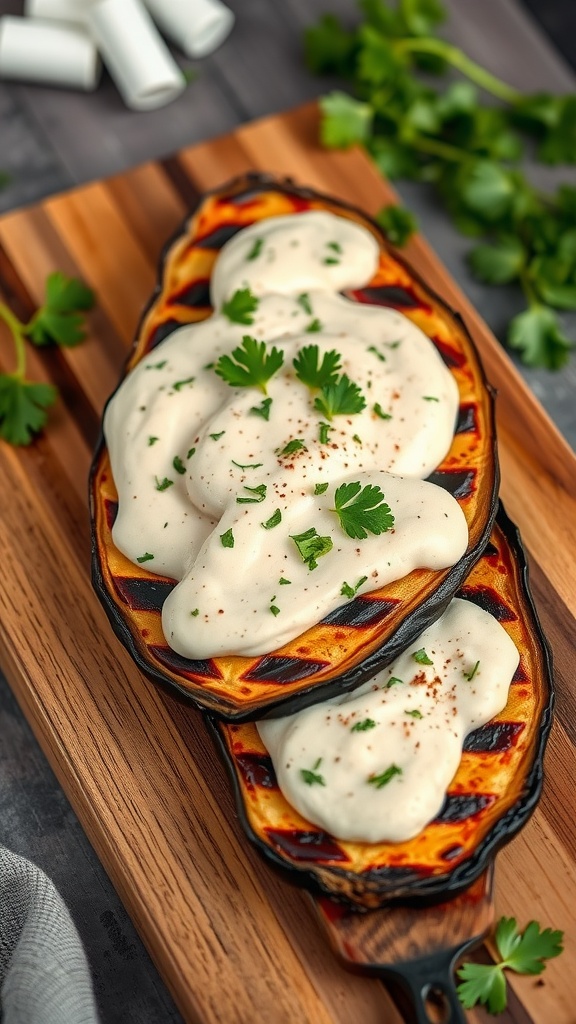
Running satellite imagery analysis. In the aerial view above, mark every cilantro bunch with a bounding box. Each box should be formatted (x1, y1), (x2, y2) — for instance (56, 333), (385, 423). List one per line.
(0, 272), (94, 445)
(305, 0), (576, 369)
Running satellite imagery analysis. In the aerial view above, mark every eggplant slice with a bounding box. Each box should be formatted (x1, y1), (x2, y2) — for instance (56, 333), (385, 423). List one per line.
(210, 504), (553, 908)
(90, 173), (499, 721)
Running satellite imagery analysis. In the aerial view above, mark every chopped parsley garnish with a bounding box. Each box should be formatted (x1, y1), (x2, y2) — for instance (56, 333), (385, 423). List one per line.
(187, 447), (196, 458)
(270, 604), (281, 617)
(155, 476), (174, 491)
(190, 608), (199, 617)
(333, 481), (394, 539)
(215, 335), (284, 394)
(262, 509), (282, 529)
(145, 359), (167, 370)
(136, 552), (154, 563)
(293, 344), (341, 390)
(290, 527), (333, 570)
(314, 482), (329, 495)
(368, 765), (403, 789)
(220, 529), (235, 548)
(209, 430), (226, 441)
(236, 483), (267, 504)
(247, 237), (264, 261)
(231, 459), (264, 470)
(386, 677), (403, 688)
(367, 345), (386, 362)
(203, 362), (214, 370)
(374, 403), (392, 420)
(297, 293), (313, 315)
(327, 241), (342, 253)
(351, 719), (376, 732)
(464, 660), (480, 681)
(173, 455), (186, 475)
(352, 433), (362, 444)
(277, 438), (307, 457)
(172, 377), (195, 391)
(249, 397), (272, 420)
(305, 318), (323, 333)
(323, 256), (340, 265)
(314, 374), (366, 420)
(405, 709), (423, 719)
(221, 287), (259, 325)
(318, 421), (331, 444)
(413, 648), (433, 665)
(300, 758), (326, 786)
(341, 576), (368, 598)
(148, 436), (159, 446)
(423, 395), (440, 402)
(279, 577), (291, 585)
(387, 340), (402, 350)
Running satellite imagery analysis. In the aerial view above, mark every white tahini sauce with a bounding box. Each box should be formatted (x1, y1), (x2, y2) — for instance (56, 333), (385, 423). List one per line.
(104, 210), (466, 657)
(257, 599), (519, 843)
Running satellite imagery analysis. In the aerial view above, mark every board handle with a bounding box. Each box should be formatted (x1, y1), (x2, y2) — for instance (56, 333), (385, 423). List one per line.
(385, 948), (467, 1023)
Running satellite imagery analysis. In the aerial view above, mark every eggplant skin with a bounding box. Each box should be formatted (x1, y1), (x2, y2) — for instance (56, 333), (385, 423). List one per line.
(90, 172), (499, 721)
(210, 504), (554, 908)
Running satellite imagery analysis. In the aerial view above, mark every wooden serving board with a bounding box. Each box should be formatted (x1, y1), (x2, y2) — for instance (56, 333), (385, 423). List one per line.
(0, 103), (575, 1023)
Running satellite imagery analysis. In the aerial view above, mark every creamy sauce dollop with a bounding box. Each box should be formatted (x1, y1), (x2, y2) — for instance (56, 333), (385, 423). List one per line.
(258, 599), (519, 843)
(104, 210), (465, 657)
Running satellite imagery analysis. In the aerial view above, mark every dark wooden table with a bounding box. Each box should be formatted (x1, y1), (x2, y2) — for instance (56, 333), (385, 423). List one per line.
(0, 2), (574, 1021)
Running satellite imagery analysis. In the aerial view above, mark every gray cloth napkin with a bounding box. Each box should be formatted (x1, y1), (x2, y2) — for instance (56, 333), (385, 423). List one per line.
(0, 845), (99, 1024)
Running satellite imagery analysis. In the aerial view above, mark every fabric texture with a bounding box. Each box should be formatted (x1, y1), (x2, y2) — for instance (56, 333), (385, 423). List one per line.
(0, 845), (99, 1024)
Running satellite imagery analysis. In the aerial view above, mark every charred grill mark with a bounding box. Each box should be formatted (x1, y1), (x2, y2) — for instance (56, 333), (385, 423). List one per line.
(171, 279), (211, 308)
(426, 468), (476, 499)
(360, 864), (425, 882)
(434, 793), (496, 823)
(482, 541), (499, 559)
(243, 656), (329, 684)
(105, 499), (119, 530)
(432, 339), (466, 369)
(236, 753), (277, 790)
(148, 319), (184, 349)
(455, 403), (477, 434)
(149, 645), (222, 679)
(112, 576), (176, 613)
(194, 224), (243, 250)
(265, 828), (349, 863)
(458, 584), (517, 622)
(512, 662), (529, 683)
(322, 597), (400, 628)
(352, 285), (423, 309)
(463, 721), (525, 753)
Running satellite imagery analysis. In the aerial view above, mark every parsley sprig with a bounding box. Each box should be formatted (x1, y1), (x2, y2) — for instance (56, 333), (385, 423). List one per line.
(457, 917), (563, 1014)
(221, 287), (259, 325)
(305, 1), (576, 368)
(290, 527), (333, 570)
(333, 481), (394, 539)
(293, 344), (341, 390)
(314, 373), (366, 420)
(0, 271), (94, 445)
(215, 335), (284, 394)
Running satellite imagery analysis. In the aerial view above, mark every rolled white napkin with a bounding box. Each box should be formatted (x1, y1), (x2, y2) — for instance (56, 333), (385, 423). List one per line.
(85, 0), (186, 110)
(143, 0), (234, 58)
(0, 15), (100, 90)
(24, 0), (86, 26)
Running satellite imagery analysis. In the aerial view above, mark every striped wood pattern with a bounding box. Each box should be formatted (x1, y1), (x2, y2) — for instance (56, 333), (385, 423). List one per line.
(0, 103), (574, 1023)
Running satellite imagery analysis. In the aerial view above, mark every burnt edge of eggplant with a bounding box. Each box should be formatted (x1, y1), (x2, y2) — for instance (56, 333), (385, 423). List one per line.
(89, 171), (499, 721)
(206, 501), (554, 908)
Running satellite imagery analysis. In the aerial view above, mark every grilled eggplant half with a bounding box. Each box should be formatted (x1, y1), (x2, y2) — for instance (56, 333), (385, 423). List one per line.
(210, 505), (553, 908)
(91, 173), (499, 720)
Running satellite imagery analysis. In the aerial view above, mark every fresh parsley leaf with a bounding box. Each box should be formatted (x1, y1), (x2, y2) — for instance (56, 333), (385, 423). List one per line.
(368, 764), (402, 789)
(314, 374), (366, 420)
(300, 760), (326, 786)
(405, 708), (423, 719)
(136, 552), (154, 563)
(221, 287), (259, 325)
(464, 660), (480, 681)
(173, 455), (186, 475)
(352, 433), (362, 445)
(386, 677), (403, 687)
(413, 648), (433, 665)
(304, 14), (356, 76)
(247, 238), (264, 261)
(249, 397), (272, 420)
(297, 293), (313, 315)
(468, 237), (525, 284)
(0, 375), (57, 446)
(314, 482), (329, 495)
(155, 476), (174, 491)
(367, 345), (386, 362)
(374, 402), (392, 420)
(236, 484), (267, 504)
(26, 271), (94, 347)
(277, 438), (306, 457)
(293, 345), (341, 390)
(375, 205), (417, 246)
(148, 436), (159, 446)
(187, 447), (196, 458)
(320, 91), (373, 149)
(333, 481), (394, 540)
(215, 335), (284, 393)
(305, 318), (323, 333)
(341, 575), (368, 598)
(457, 962), (507, 1015)
(508, 306), (572, 369)
(290, 527), (333, 570)
(279, 577), (291, 585)
(262, 509), (282, 530)
(145, 360), (167, 370)
(351, 718), (376, 732)
(220, 528), (235, 548)
(173, 377), (195, 391)
(190, 608), (199, 616)
(209, 431), (226, 441)
(270, 604), (281, 616)
(318, 421), (332, 444)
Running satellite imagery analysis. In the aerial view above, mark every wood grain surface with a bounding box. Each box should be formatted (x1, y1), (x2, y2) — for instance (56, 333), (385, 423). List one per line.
(0, 103), (574, 1023)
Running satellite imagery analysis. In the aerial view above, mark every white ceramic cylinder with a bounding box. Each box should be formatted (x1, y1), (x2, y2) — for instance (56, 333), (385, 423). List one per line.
(0, 16), (100, 90)
(143, 0), (234, 58)
(86, 0), (186, 111)
(24, 0), (86, 26)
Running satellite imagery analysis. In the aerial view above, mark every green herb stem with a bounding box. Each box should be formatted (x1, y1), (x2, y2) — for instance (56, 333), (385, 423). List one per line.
(394, 38), (522, 105)
(0, 302), (27, 377)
